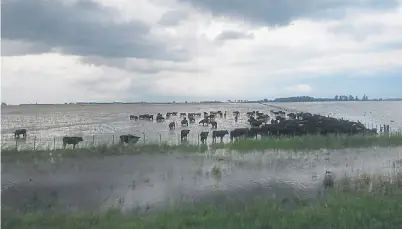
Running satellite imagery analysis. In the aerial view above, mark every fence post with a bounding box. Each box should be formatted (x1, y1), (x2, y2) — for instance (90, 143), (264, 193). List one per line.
(92, 135), (95, 147)
(143, 132), (145, 144)
(159, 134), (162, 145)
(53, 136), (56, 150)
(15, 138), (18, 151)
(112, 135), (115, 145)
(197, 133), (200, 145)
(33, 137), (36, 151)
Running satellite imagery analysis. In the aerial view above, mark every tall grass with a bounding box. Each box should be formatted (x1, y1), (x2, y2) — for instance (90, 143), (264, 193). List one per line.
(3, 172), (402, 229)
(2, 134), (402, 162)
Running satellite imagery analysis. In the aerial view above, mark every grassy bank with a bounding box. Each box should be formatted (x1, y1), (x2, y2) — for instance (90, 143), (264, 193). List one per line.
(3, 172), (402, 229)
(2, 134), (402, 162)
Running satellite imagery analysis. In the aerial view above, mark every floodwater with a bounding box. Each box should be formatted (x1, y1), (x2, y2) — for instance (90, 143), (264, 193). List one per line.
(2, 147), (402, 213)
(1, 102), (402, 149)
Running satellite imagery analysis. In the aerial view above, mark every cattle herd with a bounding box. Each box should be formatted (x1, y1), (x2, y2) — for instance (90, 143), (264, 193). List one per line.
(128, 109), (378, 144)
(11, 108), (378, 149)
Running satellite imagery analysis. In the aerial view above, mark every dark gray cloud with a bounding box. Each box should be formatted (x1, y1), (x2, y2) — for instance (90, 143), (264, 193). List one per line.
(179, 0), (399, 26)
(215, 30), (254, 41)
(158, 10), (189, 26)
(1, 0), (190, 61)
(80, 56), (206, 74)
(1, 40), (53, 56)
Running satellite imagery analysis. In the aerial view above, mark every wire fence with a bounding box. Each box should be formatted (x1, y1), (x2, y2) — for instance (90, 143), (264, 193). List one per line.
(1, 131), (232, 151)
(2, 128), (402, 152)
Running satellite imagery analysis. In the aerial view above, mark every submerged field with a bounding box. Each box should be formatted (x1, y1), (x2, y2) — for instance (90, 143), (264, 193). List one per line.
(3, 171), (402, 229)
(2, 101), (401, 149)
(3, 144), (402, 228)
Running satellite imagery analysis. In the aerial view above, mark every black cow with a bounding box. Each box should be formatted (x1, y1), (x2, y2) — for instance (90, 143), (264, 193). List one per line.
(200, 131), (209, 144)
(63, 136), (84, 149)
(14, 129), (27, 138)
(156, 115), (165, 122)
(181, 129), (190, 141)
(212, 130), (229, 143)
(169, 122), (176, 130)
(120, 134), (141, 144)
(210, 121), (218, 129)
(181, 118), (188, 127)
(129, 115), (138, 120)
(230, 128), (249, 140)
(199, 119), (209, 126)
(323, 170), (334, 189)
(189, 117), (196, 123)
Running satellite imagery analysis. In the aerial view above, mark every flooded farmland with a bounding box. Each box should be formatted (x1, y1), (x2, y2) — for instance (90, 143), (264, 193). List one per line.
(1, 101), (402, 149)
(2, 101), (402, 214)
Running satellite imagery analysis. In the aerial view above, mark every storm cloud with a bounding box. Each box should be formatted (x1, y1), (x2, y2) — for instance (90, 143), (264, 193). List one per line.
(179, 0), (399, 26)
(1, 0), (402, 104)
(1, 0), (190, 61)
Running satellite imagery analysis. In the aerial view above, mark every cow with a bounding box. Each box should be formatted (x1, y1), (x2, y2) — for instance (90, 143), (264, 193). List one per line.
(129, 115), (138, 120)
(323, 170), (334, 189)
(156, 114), (165, 122)
(14, 129), (27, 138)
(181, 129), (190, 141)
(181, 118), (188, 127)
(169, 122), (176, 130)
(212, 130), (229, 143)
(200, 131), (209, 144)
(119, 134), (141, 144)
(230, 128), (249, 141)
(62, 136), (84, 149)
(210, 121), (218, 129)
(189, 116), (196, 123)
(199, 119), (209, 126)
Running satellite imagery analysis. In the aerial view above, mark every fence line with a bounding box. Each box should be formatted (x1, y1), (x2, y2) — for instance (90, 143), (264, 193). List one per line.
(2, 129), (402, 151)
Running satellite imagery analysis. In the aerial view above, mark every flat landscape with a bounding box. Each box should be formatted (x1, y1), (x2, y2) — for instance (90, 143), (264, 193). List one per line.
(2, 101), (402, 228)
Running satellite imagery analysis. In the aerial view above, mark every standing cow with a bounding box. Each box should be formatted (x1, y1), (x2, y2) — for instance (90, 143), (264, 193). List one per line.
(14, 129), (27, 138)
(63, 136), (84, 149)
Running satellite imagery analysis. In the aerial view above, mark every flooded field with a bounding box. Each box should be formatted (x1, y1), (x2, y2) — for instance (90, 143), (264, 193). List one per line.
(1, 101), (402, 149)
(2, 147), (402, 213)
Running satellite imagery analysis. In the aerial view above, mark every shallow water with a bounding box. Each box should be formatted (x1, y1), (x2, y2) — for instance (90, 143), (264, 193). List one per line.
(1, 102), (402, 150)
(2, 147), (401, 213)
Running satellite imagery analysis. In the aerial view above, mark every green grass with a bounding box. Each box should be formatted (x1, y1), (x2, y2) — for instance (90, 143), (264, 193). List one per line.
(3, 172), (402, 229)
(2, 134), (402, 162)
(215, 134), (402, 151)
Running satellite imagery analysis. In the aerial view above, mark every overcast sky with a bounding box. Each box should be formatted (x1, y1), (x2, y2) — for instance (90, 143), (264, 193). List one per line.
(2, 0), (402, 104)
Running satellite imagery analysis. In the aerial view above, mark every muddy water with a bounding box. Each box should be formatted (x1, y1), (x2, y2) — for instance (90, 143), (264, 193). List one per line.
(2, 147), (402, 214)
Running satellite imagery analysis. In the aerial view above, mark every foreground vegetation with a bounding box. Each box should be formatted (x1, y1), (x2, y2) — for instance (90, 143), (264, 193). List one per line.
(2, 134), (402, 162)
(3, 172), (402, 229)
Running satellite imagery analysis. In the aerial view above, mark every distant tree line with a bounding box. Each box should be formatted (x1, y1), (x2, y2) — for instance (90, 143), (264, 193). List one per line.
(262, 95), (398, 103)
(334, 94), (369, 101)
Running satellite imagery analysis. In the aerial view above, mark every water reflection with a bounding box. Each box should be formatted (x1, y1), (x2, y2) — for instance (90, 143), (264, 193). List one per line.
(2, 147), (402, 214)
